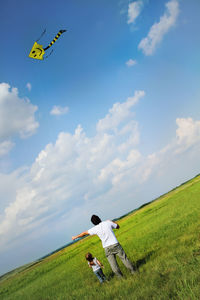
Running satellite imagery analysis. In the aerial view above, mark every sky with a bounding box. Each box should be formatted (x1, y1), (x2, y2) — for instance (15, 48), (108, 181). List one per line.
(0, 0), (200, 275)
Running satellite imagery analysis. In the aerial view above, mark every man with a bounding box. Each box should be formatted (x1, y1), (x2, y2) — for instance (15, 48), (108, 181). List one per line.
(72, 215), (136, 277)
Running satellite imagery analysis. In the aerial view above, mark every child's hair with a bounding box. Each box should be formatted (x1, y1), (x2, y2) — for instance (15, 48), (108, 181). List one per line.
(85, 252), (94, 262)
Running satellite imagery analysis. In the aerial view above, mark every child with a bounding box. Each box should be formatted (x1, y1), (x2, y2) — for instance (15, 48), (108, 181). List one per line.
(85, 252), (106, 283)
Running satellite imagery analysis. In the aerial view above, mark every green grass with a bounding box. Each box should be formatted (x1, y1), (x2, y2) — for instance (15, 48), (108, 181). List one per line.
(1, 175), (200, 299)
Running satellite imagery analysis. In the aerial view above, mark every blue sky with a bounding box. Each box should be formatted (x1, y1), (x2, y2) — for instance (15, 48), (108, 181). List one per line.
(0, 0), (200, 275)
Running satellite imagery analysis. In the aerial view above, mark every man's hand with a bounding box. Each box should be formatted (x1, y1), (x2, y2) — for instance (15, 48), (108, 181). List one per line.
(72, 236), (77, 240)
(112, 220), (120, 229)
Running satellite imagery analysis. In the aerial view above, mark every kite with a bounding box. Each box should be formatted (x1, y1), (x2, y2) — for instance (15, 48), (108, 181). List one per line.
(28, 29), (66, 60)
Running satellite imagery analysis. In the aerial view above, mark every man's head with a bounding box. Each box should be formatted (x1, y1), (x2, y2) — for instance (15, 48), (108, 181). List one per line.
(91, 215), (102, 225)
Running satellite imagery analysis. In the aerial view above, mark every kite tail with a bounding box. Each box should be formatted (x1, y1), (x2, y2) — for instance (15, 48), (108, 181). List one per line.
(44, 30), (66, 51)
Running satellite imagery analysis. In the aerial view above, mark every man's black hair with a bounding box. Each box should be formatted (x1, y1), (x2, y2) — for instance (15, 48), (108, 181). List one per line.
(91, 215), (102, 225)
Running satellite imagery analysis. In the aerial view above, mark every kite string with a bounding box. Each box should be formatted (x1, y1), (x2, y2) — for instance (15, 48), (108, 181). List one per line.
(36, 29), (46, 42)
(43, 49), (54, 60)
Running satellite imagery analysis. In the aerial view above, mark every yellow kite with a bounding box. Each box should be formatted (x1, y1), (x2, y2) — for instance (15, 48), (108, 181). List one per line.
(29, 29), (66, 60)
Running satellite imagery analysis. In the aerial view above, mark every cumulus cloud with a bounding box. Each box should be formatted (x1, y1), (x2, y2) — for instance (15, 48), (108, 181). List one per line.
(50, 105), (69, 116)
(137, 117), (200, 183)
(0, 83), (39, 155)
(126, 59), (137, 67)
(0, 140), (15, 157)
(97, 90), (145, 132)
(127, 1), (144, 24)
(175, 118), (200, 153)
(138, 0), (179, 55)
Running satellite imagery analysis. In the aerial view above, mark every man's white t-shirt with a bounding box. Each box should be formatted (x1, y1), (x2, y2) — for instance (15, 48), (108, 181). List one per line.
(88, 220), (118, 248)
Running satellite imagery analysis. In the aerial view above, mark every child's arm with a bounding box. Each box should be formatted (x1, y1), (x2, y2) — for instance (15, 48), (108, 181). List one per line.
(96, 259), (104, 268)
(88, 261), (94, 268)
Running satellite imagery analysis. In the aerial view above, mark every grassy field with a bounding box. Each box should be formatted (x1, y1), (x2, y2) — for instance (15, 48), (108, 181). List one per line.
(0, 175), (200, 299)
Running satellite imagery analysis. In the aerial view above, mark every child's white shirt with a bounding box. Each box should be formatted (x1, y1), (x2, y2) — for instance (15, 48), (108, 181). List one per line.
(88, 257), (101, 272)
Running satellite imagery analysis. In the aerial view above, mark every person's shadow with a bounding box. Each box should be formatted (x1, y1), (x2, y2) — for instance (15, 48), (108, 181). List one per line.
(135, 250), (155, 270)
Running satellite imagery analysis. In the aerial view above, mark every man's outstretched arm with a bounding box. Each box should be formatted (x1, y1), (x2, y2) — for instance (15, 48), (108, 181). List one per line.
(72, 231), (89, 240)
(112, 220), (120, 229)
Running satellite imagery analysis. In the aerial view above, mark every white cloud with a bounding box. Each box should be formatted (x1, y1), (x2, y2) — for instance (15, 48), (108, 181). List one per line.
(138, 0), (179, 55)
(96, 90), (145, 132)
(50, 105), (69, 116)
(0, 140), (15, 157)
(137, 117), (200, 183)
(127, 1), (144, 24)
(175, 118), (200, 153)
(0, 83), (39, 155)
(126, 59), (137, 67)
(98, 149), (141, 185)
(26, 83), (32, 91)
